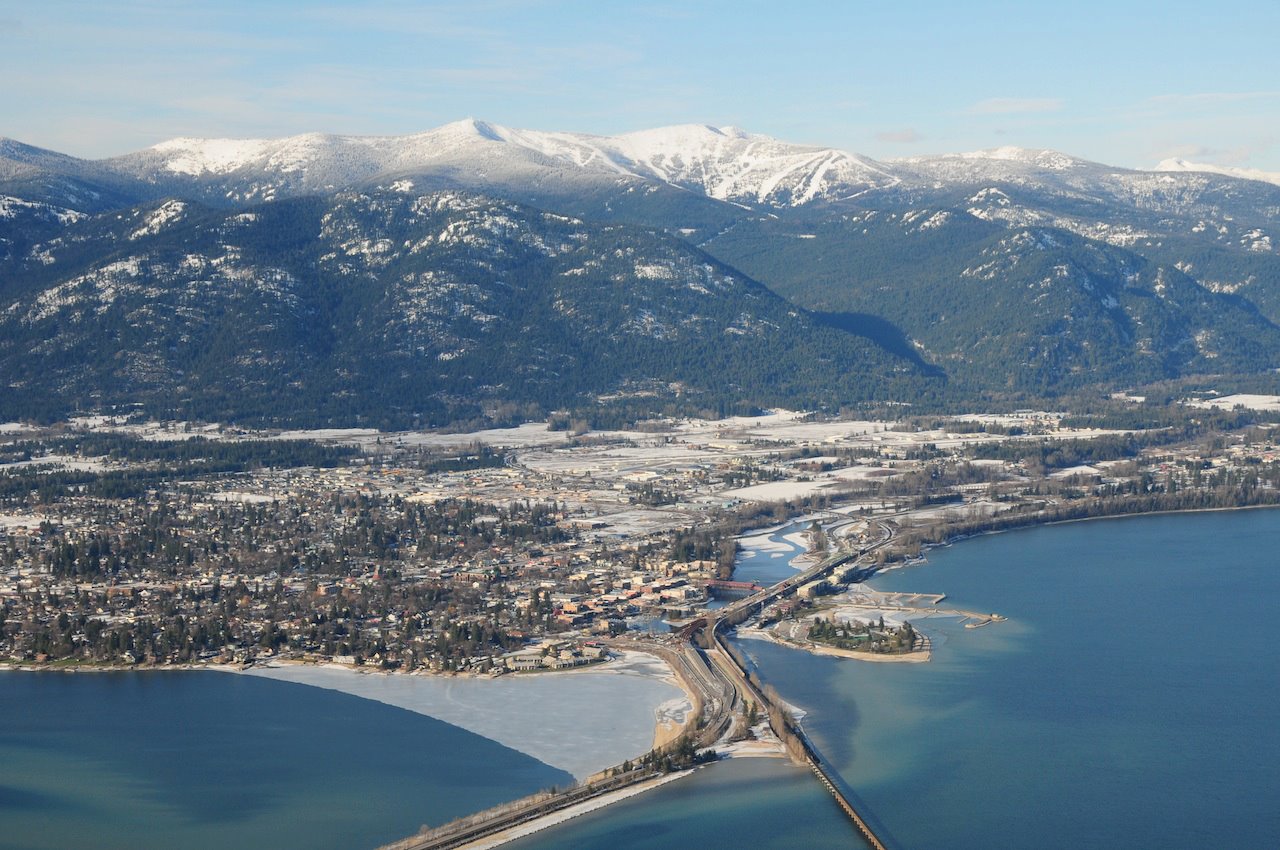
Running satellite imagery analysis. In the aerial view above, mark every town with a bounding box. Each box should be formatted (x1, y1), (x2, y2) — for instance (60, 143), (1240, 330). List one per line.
(4, 397), (1280, 675)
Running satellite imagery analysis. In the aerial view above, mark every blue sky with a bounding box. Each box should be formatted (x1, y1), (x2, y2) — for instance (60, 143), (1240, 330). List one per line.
(3, 0), (1278, 170)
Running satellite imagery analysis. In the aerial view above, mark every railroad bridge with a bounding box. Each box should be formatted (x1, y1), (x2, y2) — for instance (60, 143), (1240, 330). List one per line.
(704, 578), (765, 599)
(381, 521), (900, 850)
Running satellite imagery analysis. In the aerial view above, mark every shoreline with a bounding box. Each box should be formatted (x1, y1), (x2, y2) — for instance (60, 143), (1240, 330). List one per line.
(12, 502), (1276, 847)
(2, 649), (694, 784)
(0, 661), (243, 674)
(240, 650), (690, 781)
(876, 500), (1280, 576)
(804, 641), (930, 663)
(423, 742), (787, 850)
(737, 626), (931, 663)
(449, 769), (699, 850)
(1048, 499), (1280, 526)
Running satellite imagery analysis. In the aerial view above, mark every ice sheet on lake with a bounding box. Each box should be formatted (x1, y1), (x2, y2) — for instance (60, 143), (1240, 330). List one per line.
(241, 651), (686, 780)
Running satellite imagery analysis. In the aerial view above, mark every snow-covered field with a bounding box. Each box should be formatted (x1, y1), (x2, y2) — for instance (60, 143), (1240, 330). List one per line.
(1049, 464), (1103, 479)
(897, 499), (1005, 521)
(0, 455), (107, 472)
(831, 464), (902, 483)
(722, 479), (841, 503)
(0, 514), (43, 531)
(271, 427), (381, 442)
(519, 442), (727, 476)
(736, 418), (888, 443)
(1188, 394), (1280, 413)
(590, 507), (690, 539)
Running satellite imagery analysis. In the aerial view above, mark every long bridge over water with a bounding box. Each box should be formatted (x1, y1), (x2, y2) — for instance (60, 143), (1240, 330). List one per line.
(698, 522), (896, 850)
(382, 522), (898, 850)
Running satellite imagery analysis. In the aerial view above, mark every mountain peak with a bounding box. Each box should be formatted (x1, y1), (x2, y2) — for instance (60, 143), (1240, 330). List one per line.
(933, 146), (1086, 171)
(12, 120), (1276, 217)
(438, 117), (508, 142)
(148, 136), (278, 176)
(1154, 157), (1280, 188)
(615, 122), (756, 146)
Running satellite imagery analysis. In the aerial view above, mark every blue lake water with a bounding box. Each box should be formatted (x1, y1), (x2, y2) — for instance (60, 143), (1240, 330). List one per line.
(811, 509), (1280, 849)
(6, 509), (1279, 849)
(510, 509), (1280, 849)
(506, 757), (860, 849)
(0, 671), (570, 850)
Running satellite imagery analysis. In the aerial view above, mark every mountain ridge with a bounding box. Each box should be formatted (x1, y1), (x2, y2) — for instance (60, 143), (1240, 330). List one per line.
(0, 188), (937, 426)
(10, 120), (1279, 214)
(2, 120), (1277, 426)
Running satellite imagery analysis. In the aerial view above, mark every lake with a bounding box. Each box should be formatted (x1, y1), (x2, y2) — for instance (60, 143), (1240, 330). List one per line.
(5, 509), (1278, 849)
(512, 508), (1280, 849)
(0, 670), (570, 850)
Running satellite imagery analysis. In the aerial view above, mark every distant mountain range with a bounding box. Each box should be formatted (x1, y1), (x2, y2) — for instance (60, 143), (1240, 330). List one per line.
(2, 120), (1278, 426)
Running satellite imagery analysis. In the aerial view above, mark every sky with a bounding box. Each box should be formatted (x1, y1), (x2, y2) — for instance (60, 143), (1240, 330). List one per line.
(2, 0), (1279, 171)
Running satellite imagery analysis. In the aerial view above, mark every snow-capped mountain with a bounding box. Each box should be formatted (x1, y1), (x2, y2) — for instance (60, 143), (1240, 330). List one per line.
(2, 119), (1278, 426)
(5, 119), (1279, 218)
(585, 124), (900, 203)
(1154, 157), (1280, 188)
(892, 146), (1098, 183)
(10, 119), (893, 210)
(0, 187), (922, 426)
(95, 119), (901, 207)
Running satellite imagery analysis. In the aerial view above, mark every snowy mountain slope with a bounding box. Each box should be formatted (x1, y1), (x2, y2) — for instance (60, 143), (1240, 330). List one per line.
(7, 121), (1280, 223)
(4, 121), (1279, 413)
(894, 145), (1280, 220)
(599, 124), (899, 203)
(883, 145), (1280, 293)
(701, 208), (1280, 392)
(1155, 158), (1280, 189)
(98, 119), (900, 208)
(892, 146), (1100, 185)
(0, 188), (929, 425)
(0, 138), (154, 211)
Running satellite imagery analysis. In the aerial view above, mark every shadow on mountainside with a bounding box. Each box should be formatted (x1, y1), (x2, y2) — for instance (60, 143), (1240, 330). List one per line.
(813, 311), (946, 378)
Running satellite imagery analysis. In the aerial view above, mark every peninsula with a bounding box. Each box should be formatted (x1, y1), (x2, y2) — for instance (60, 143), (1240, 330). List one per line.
(4, 399), (1280, 847)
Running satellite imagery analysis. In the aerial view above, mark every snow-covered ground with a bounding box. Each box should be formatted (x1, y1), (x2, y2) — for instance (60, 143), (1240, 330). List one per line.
(736, 418), (888, 443)
(271, 427), (381, 442)
(1156, 158), (1280, 188)
(736, 530), (797, 554)
(0, 455), (107, 472)
(0, 514), (43, 531)
(209, 492), (277, 504)
(1187, 394), (1280, 413)
(721, 479), (840, 503)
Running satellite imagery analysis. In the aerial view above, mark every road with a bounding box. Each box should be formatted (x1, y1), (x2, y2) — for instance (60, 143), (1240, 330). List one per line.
(378, 517), (897, 850)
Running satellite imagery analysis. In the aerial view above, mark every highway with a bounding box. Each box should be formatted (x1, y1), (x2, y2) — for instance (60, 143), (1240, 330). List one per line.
(699, 519), (897, 850)
(379, 518), (897, 850)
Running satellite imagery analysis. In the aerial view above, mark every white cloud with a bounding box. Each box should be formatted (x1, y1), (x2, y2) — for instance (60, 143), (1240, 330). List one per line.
(1151, 138), (1278, 169)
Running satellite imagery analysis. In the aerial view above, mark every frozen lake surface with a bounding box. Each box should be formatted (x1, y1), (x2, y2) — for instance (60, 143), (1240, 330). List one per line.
(244, 650), (688, 779)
